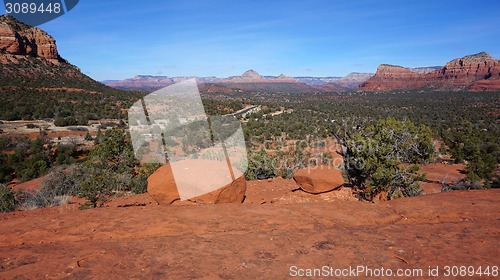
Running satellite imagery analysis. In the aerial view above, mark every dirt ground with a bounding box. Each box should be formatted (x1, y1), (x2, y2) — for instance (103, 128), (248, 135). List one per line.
(418, 163), (467, 194)
(0, 189), (498, 279)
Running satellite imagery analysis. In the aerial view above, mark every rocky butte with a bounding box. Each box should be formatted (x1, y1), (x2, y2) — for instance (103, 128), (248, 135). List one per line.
(0, 15), (110, 90)
(360, 52), (500, 91)
(0, 15), (61, 63)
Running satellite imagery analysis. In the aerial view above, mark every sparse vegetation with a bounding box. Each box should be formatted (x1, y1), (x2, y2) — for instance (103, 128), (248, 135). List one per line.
(442, 120), (498, 185)
(0, 86), (144, 125)
(0, 184), (15, 212)
(238, 91), (499, 189)
(335, 117), (434, 200)
(78, 128), (158, 208)
(1, 88), (498, 210)
(245, 150), (277, 180)
(0, 136), (80, 183)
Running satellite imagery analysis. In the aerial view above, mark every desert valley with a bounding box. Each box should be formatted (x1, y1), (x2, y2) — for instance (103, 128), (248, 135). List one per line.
(0, 11), (499, 279)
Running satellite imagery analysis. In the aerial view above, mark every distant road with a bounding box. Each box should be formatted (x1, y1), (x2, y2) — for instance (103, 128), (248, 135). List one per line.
(230, 105), (260, 117)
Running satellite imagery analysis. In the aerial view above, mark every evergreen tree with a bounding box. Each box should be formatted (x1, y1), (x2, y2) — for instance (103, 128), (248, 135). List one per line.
(335, 117), (435, 200)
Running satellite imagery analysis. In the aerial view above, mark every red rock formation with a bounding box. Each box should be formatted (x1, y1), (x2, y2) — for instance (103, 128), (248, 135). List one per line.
(0, 15), (61, 62)
(147, 163), (181, 205)
(147, 161), (247, 205)
(293, 165), (345, 194)
(470, 79), (500, 91)
(190, 176), (246, 204)
(360, 52), (500, 92)
(438, 52), (500, 90)
(359, 64), (429, 91)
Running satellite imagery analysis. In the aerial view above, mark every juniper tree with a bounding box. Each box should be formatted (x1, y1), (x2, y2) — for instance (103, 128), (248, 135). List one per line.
(335, 117), (435, 200)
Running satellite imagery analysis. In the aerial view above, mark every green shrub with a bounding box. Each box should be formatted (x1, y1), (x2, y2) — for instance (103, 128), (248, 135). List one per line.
(245, 150), (276, 180)
(79, 168), (115, 208)
(0, 184), (15, 212)
(443, 120), (498, 184)
(335, 117), (434, 200)
(79, 128), (148, 207)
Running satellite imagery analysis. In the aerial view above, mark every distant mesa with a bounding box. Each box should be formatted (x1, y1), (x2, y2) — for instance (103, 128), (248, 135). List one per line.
(104, 70), (375, 93)
(360, 52), (500, 92)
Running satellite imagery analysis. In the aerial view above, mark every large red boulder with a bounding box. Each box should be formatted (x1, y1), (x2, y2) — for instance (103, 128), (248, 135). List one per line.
(293, 165), (345, 194)
(147, 160), (246, 205)
(189, 175), (246, 204)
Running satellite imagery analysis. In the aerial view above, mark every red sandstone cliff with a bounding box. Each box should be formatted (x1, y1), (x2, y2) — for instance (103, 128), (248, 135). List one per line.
(360, 52), (500, 92)
(0, 15), (61, 62)
(0, 15), (117, 91)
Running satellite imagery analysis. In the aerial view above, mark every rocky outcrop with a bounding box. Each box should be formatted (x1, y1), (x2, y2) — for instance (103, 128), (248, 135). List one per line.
(293, 165), (345, 194)
(147, 163), (181, 205)
(470, 79), (500, 91)
(360, 52), (500, 92)
(359, 64), (431, 91)
(0, 15), (111, 90)
(147, 161), (247, 205)
(0, 15), (61, 62)
(437, 52), (500, 90)
(190, 176), (246, 204)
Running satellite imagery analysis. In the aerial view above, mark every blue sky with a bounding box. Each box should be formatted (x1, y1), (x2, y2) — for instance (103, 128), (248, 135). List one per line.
(2, 0), (500, 80)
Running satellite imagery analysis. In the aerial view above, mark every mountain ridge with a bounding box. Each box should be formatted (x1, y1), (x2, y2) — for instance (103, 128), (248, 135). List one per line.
(2, 15), (498, 93)
(103, 70), (374, 92)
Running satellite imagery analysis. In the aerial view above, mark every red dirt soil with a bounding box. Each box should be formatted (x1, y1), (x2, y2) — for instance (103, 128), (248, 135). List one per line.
(0, 189), (498, 279)
(418, 164), (467, 194)
(10, 176), (46, 192)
